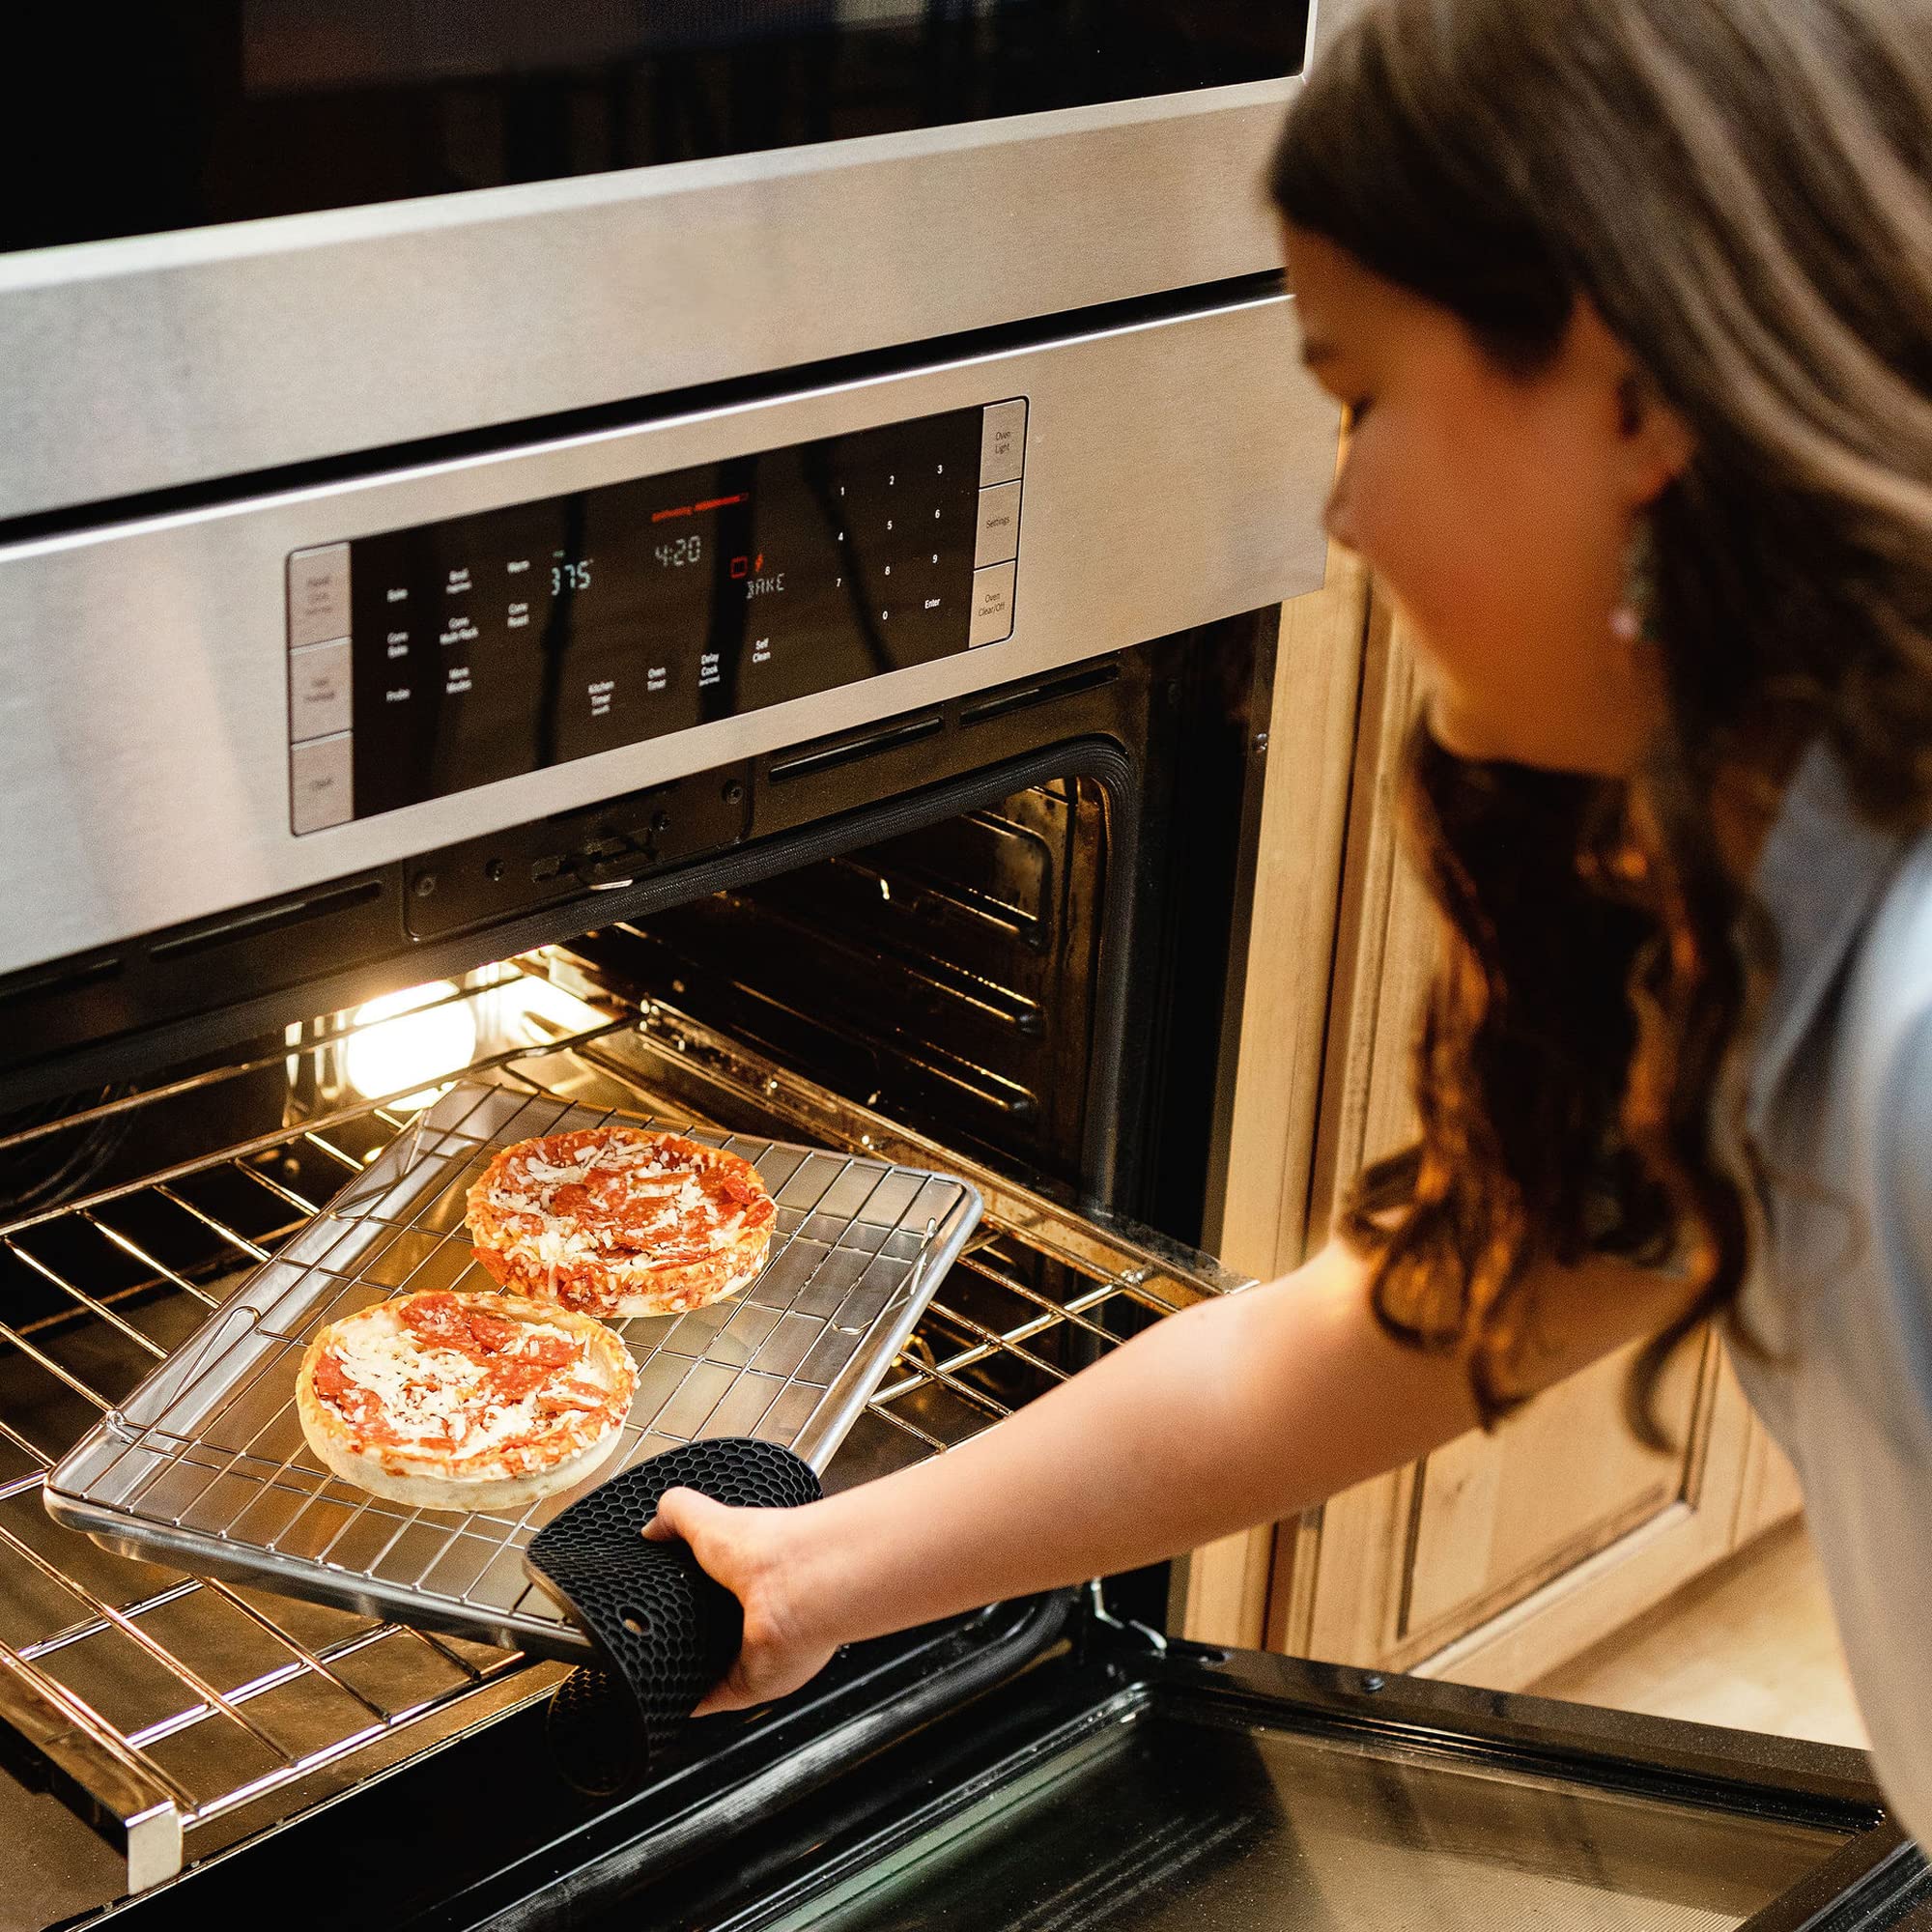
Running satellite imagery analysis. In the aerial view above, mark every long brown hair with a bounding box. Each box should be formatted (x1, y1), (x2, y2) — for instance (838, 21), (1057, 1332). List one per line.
(1272, 0), (1932, 1441)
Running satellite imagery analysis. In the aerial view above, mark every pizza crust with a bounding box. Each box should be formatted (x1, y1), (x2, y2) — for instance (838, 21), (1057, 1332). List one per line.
(296, 1290), (636, 1511)
(466, 1126), (777, 1319)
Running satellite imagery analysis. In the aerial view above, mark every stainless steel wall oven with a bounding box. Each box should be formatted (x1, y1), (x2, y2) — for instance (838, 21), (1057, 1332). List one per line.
(3, 5), (1928, 1927)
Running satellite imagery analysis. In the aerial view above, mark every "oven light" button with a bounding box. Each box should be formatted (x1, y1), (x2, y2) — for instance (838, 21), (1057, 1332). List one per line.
(287, 544), (351, 650)
(979, 399), (1027, 489)
(290, 731), (354, 835)
(973, 481), (1023, 570)
(288, 638), (353, 742)
(969, 561), (1017, 647)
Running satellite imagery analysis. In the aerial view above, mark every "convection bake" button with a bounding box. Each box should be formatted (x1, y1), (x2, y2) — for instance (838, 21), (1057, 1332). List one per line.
(979, 399), (1028, 489)
(288, 638), (353, 742)
(974, 480), (1022, 570)
(290, 732), (354, 835)
(287, 544), (351, 650)
(969, 561), (1017, 647)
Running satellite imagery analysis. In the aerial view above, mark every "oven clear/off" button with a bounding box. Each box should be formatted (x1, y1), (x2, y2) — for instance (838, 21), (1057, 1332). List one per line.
(969, 561), (1016, 647)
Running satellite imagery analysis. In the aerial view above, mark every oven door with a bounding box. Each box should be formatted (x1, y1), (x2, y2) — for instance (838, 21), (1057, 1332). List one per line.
(528, 1615), (1932, 1932)
(4, 1), (1318, 522)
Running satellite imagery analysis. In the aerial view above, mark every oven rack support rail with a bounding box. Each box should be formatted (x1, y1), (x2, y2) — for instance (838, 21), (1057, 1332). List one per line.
(0, 970), (1250, 1893)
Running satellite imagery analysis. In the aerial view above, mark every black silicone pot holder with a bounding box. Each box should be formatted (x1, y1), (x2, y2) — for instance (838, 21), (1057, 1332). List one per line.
(526, 1437), (822, 1793)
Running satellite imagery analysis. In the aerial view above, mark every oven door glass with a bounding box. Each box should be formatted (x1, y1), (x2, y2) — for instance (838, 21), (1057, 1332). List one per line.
(13, 2), (1310, 253)
(753, 1700), (1850, 1931)
(655, 1638), (1918, 1932)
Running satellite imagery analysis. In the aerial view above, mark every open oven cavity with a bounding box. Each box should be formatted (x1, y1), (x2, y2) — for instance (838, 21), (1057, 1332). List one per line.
(0, 640), (1261, 1920)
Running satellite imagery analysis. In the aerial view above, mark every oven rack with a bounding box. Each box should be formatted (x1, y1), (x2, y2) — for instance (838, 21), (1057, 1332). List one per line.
(46, 1079), (982, 1657)
(0, 964), (1250, 1895)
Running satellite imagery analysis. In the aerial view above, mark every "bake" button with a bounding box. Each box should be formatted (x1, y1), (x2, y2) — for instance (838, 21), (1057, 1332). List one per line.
(287, 544), (351, 650)
(969, 561), (1016, 648)
(290, 732), (354, 835)
(288, 638), (353, 742)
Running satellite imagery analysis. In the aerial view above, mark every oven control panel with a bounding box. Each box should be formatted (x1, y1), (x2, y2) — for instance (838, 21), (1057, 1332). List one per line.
(286, 399), (1027, 833)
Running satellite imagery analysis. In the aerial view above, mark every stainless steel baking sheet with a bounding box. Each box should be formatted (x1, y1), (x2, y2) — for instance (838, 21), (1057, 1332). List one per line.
(43, 1079), (981, 1658)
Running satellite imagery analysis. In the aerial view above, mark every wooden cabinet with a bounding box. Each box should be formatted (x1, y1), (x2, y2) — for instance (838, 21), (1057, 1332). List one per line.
(1183, 573), (1804, 1684)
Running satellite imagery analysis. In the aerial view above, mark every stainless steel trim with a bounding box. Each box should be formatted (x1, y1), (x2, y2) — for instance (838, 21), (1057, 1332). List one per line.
(0, 83), (1293, 521)
(0, 1641), (186, 1887)
(1309, 0), (1370, 64)
(0, 289), (1339, 973)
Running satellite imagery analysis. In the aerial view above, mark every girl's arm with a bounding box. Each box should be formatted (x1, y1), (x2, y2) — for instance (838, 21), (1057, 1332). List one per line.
(648, 1235), (1695, 1714)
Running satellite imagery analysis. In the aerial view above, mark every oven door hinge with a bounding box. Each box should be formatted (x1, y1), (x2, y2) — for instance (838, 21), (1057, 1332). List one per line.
(1084, 1577), (1168, 1655)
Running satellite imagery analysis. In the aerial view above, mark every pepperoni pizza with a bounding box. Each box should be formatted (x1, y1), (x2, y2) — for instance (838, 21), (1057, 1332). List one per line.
(465, 1125), (777, 1319)
(296, 1289), (637, 1509)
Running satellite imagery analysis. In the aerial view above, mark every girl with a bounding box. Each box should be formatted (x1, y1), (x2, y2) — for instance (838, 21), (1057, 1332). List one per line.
(647, 0), (1932, 1843)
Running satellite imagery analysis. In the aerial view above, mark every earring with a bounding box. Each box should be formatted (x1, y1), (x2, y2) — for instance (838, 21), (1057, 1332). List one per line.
(1608, 518), (1656, 655)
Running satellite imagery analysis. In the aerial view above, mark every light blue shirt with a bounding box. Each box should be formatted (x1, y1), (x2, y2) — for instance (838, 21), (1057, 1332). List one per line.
(1725, 737), (1932, 1843)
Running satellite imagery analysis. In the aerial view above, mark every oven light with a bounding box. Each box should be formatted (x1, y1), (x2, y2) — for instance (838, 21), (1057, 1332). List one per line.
(503, 973), (606, 1037)
(344, 980), (477, 1111)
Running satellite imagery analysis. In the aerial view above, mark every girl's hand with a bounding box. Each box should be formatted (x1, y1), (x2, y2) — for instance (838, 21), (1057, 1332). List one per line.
(642, 1487), (837, 1718)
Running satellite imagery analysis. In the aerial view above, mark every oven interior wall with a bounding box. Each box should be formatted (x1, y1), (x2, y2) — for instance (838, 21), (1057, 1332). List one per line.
(564, 614), (1272, 1245)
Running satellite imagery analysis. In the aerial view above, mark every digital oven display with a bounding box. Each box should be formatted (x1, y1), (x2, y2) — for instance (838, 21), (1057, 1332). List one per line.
(284, 400), (1027, 832)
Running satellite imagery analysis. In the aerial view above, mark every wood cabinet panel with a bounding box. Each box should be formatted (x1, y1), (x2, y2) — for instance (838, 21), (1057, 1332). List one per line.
(1268, 592), (1780, 1685)
(1401, 1335), (1698, 1649)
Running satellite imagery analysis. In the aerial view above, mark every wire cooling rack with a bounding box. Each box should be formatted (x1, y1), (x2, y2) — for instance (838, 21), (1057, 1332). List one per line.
(43, 1079), (981, 1658)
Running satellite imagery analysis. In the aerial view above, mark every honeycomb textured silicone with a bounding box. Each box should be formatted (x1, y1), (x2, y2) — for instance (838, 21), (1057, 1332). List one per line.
(526, 1437), (822, 1788)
